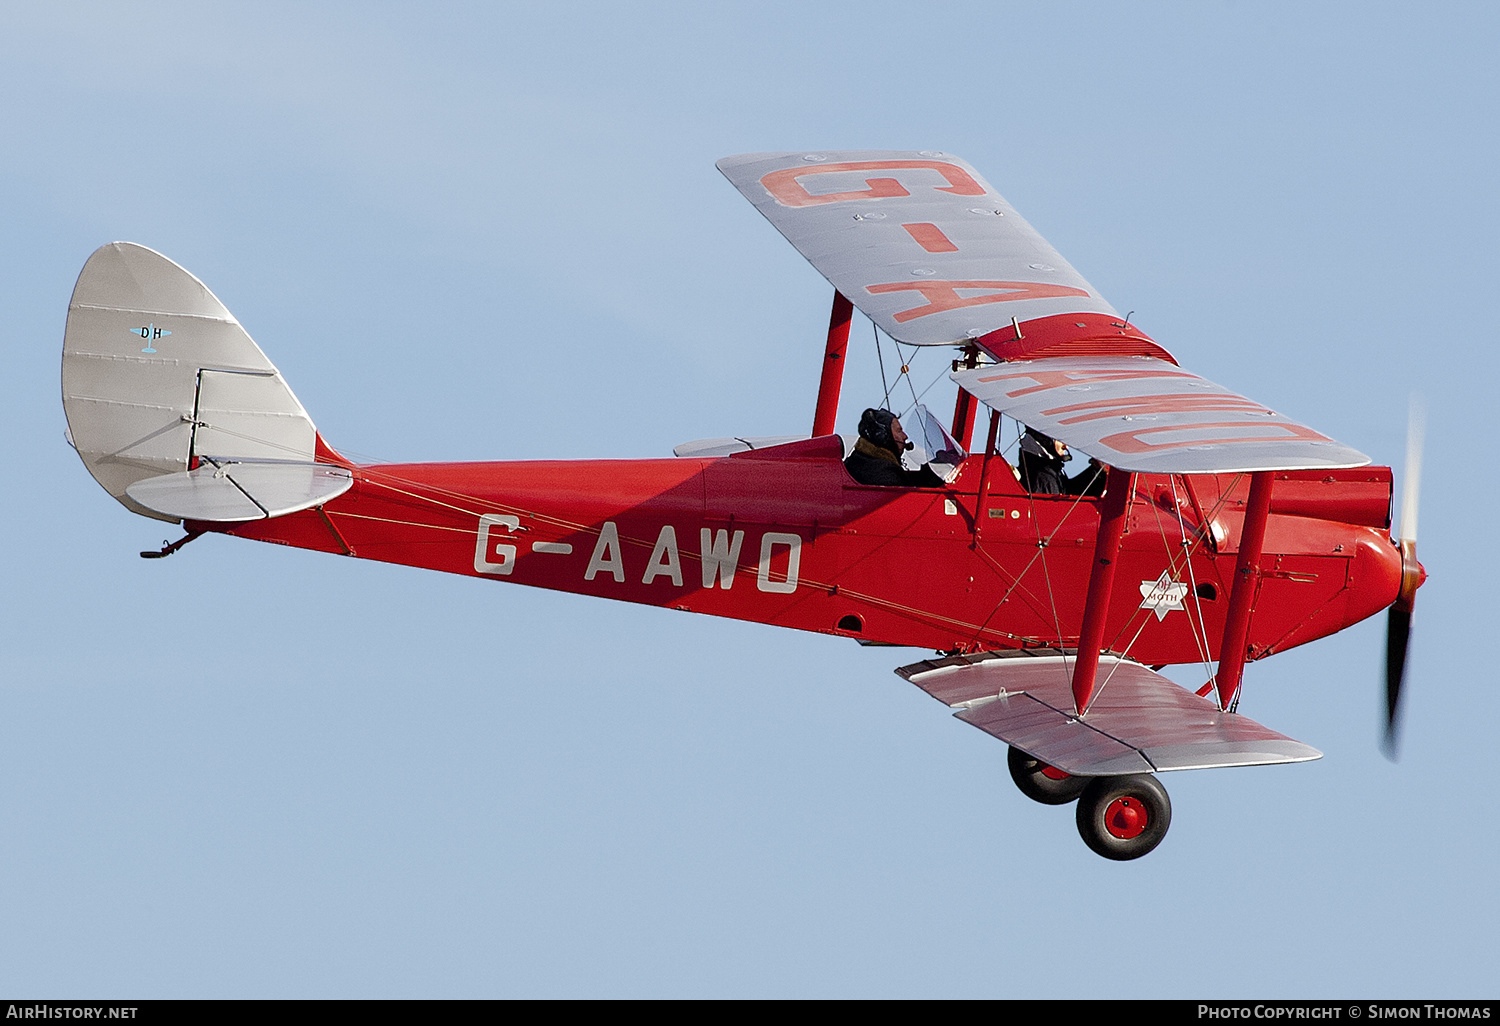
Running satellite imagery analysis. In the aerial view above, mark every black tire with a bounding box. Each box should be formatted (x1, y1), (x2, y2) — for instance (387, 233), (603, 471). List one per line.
(1007, 745), (1089, 805)
(1075, 774), (1172, 861)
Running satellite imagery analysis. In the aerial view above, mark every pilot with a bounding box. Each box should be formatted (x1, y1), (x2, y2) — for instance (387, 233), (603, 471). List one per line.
(844, 408), (945, 487)
(1019, 426), (1107, 496)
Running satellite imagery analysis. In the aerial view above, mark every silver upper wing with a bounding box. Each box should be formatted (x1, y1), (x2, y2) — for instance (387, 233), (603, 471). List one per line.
(718, 150), (1118, 346)
(721, 150), (1368, 474)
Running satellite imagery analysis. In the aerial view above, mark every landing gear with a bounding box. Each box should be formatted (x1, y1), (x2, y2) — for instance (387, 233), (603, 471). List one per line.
(1007, 745), (1088, 805)
(1006, 748), (1173, 860)
(1075, 774), (1172, 861)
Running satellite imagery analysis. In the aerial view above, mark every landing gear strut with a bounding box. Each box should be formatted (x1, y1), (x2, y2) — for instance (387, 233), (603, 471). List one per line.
(1007, 745), (1087, 805)
(1075, 774), (1172, 861)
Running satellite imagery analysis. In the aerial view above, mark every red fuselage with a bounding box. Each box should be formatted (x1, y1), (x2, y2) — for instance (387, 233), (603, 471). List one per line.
(213, 436), (1402, 665)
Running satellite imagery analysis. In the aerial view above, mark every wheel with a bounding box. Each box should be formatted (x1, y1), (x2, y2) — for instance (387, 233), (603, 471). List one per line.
(1007, 745), (1089, 805)
(1075, 774), (1172, 861)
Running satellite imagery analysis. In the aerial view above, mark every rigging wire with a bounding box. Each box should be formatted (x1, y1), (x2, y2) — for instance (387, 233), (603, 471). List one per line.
(1171, 474), (1218, 689)
(1094, 484), (1199, 701)
(327, 492), (1025, 644)
(219, 395), (1248, 673)
(1093, 473), (1248, 701)
(897, 339), (923, 411)
(967, 418), (1099, 649)
(1027, 481), (1071, 686)
(197, 381), (1098, 656)
(1100, 471), (1243, 662)
(873, 321), (891, 405)
(902, 361), (959, 418)
(294, 447), (1041, 646)
(1151, 489), (1212, 675)
(873, 323), (928, 414)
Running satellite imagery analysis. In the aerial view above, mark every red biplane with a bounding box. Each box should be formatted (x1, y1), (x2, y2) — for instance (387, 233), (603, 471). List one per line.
(61, 150), (1425, 859)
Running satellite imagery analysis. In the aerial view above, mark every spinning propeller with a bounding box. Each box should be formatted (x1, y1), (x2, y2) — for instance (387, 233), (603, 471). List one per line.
(1383, 398), (1426, 759)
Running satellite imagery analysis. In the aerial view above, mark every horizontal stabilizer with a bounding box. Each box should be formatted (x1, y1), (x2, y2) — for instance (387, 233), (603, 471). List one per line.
(953, 356), (1369, 474)
(126, 460), (353, 523)
(896, 652), (1320, 775)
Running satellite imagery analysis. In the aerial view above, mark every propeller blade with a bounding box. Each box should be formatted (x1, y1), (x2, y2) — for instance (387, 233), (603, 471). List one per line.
(1383, 604), (1411, 759)
(1383, 394), (1424, 760)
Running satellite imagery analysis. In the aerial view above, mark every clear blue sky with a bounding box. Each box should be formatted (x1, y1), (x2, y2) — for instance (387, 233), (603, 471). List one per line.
(2, 1), (1495, 997)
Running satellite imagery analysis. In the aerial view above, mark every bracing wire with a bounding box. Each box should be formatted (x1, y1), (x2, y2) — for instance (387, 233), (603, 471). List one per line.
(897, 340), (922, 411)
(873, 324), (929, 415)
(1092, 474), (1246, 703)
(967, 424), (1099, 651)
(1027, 483), (1071, 686)
(902, 362), (957, 418)
(874, 321), (891, 405)
(1170, 474), (1218, 689)
(1095, 486), (1196, 700)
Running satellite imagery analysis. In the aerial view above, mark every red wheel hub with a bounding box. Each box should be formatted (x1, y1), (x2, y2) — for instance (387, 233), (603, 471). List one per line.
(1039, 762), (1070, 781)
(1104, 796), (1149, 839)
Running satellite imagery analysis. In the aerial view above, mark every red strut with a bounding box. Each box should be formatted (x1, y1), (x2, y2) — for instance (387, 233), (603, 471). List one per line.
(950, 343), (980, 451)
(1213, 471), (1275, 710)
(973, 410), (1002, 546)
(1071, 465), (1134, 714)
(811, 291), (853, 437)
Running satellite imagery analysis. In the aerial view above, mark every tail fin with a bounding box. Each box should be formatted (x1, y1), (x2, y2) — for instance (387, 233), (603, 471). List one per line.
(62, 243), (350, 524)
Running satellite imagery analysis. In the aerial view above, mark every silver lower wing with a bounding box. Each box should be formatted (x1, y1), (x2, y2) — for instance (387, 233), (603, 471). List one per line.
(897, 652), (1320, 776)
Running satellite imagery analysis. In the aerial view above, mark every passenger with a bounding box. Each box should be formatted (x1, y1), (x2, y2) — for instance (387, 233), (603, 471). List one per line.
(1018, 427), (1069, 494)
(1018, 427), (1107, 496)
(844, 408), (945, 487)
